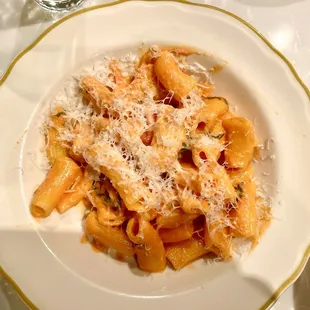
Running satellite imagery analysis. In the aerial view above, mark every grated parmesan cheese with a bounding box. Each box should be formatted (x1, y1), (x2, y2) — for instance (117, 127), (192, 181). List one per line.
(41, 46), (274, 259)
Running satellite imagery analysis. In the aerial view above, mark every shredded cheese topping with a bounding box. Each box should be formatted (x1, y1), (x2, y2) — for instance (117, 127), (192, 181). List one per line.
(48, 48), (229, 215)
(38, 45), (273, 261)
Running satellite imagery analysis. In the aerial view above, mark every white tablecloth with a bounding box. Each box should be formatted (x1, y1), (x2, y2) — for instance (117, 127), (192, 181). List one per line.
(0, 0), (309, 309)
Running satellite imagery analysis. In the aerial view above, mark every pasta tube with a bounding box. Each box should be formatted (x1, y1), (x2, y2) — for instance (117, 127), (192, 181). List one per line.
(222, 117), (257, 169)
(88, 191), (126, 227)
(230, 181), (257, 238)
(80, 76), (113, 112)
(46, 115), (67, 166)
(85, 211), (134, 257)
(227, 165), (254, 188)
(56, 167), (95, 214)
(156, 209), (199, 229)
(159, 221), (194, 243)
(31, 157), (82, 217)
(127, 217), (166, 272)
(195, 97), (228, 131)
(154, 51), (196, 101)
(165, 238), (207, 270)
(85, 145), (151, 211)
(204, 214), (232, 260)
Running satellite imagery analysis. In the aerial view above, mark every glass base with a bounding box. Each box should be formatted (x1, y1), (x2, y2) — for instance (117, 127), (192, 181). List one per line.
(35, 0), (85, 12)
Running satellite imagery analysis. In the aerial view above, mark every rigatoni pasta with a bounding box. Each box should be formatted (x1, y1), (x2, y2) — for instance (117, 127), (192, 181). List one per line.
(31, 157), (82, 217)
(127, 217), (166, 272)
(154, 50), (196, 101)
(165, 238), (208, 270)
(46, 114), (67, 165)
(56, 166), (95, 214)
(159, 221), (194, 243)
(30, 45), (272, 272)
(85, 211), (134, 257)
(222, 117), (257, 169)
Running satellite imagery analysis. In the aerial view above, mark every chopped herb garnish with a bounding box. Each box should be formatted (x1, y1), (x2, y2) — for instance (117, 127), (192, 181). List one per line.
(104, 196), (112, 205)
(111, 205), (119, 211)
(92, 181), (96, 190)
(180, 142), (190, 153)
(236, 182), (244, 200)
(207, 96), (229, 106)
(211, 133), (225, 139)
(111, 197), (121, 210)
(179, 149), (188, 154)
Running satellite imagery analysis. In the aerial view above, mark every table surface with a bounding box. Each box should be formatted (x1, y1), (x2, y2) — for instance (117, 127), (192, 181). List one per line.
(1, 0), (310, 309)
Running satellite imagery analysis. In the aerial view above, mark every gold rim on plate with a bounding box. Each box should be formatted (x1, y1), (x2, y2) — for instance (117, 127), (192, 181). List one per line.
(0, 1), (309, 309)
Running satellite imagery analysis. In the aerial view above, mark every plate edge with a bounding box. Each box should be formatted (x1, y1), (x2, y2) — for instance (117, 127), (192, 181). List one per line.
(0, 1), (310, 310)
(0, 266), (38, 310)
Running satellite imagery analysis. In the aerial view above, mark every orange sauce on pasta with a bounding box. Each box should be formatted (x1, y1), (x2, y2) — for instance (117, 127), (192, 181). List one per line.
(115, 253), (126, 262)
(251, 205), (272, 250)
(30, 45), (271, 272)
(89, 242), (126, 261)
(163, 45), (200, 56)
(91, 240), (107, 253)
(253, 146), (261, 161)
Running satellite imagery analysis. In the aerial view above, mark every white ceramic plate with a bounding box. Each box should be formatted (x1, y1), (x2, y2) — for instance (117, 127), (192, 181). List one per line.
(1, 1), (310, 309)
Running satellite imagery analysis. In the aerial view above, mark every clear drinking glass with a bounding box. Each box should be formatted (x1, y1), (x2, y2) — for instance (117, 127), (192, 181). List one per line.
(35, 0), (86, 12)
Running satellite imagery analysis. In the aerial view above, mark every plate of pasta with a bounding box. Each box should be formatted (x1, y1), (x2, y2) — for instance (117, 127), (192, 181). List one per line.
(1, 1), (310, 310)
